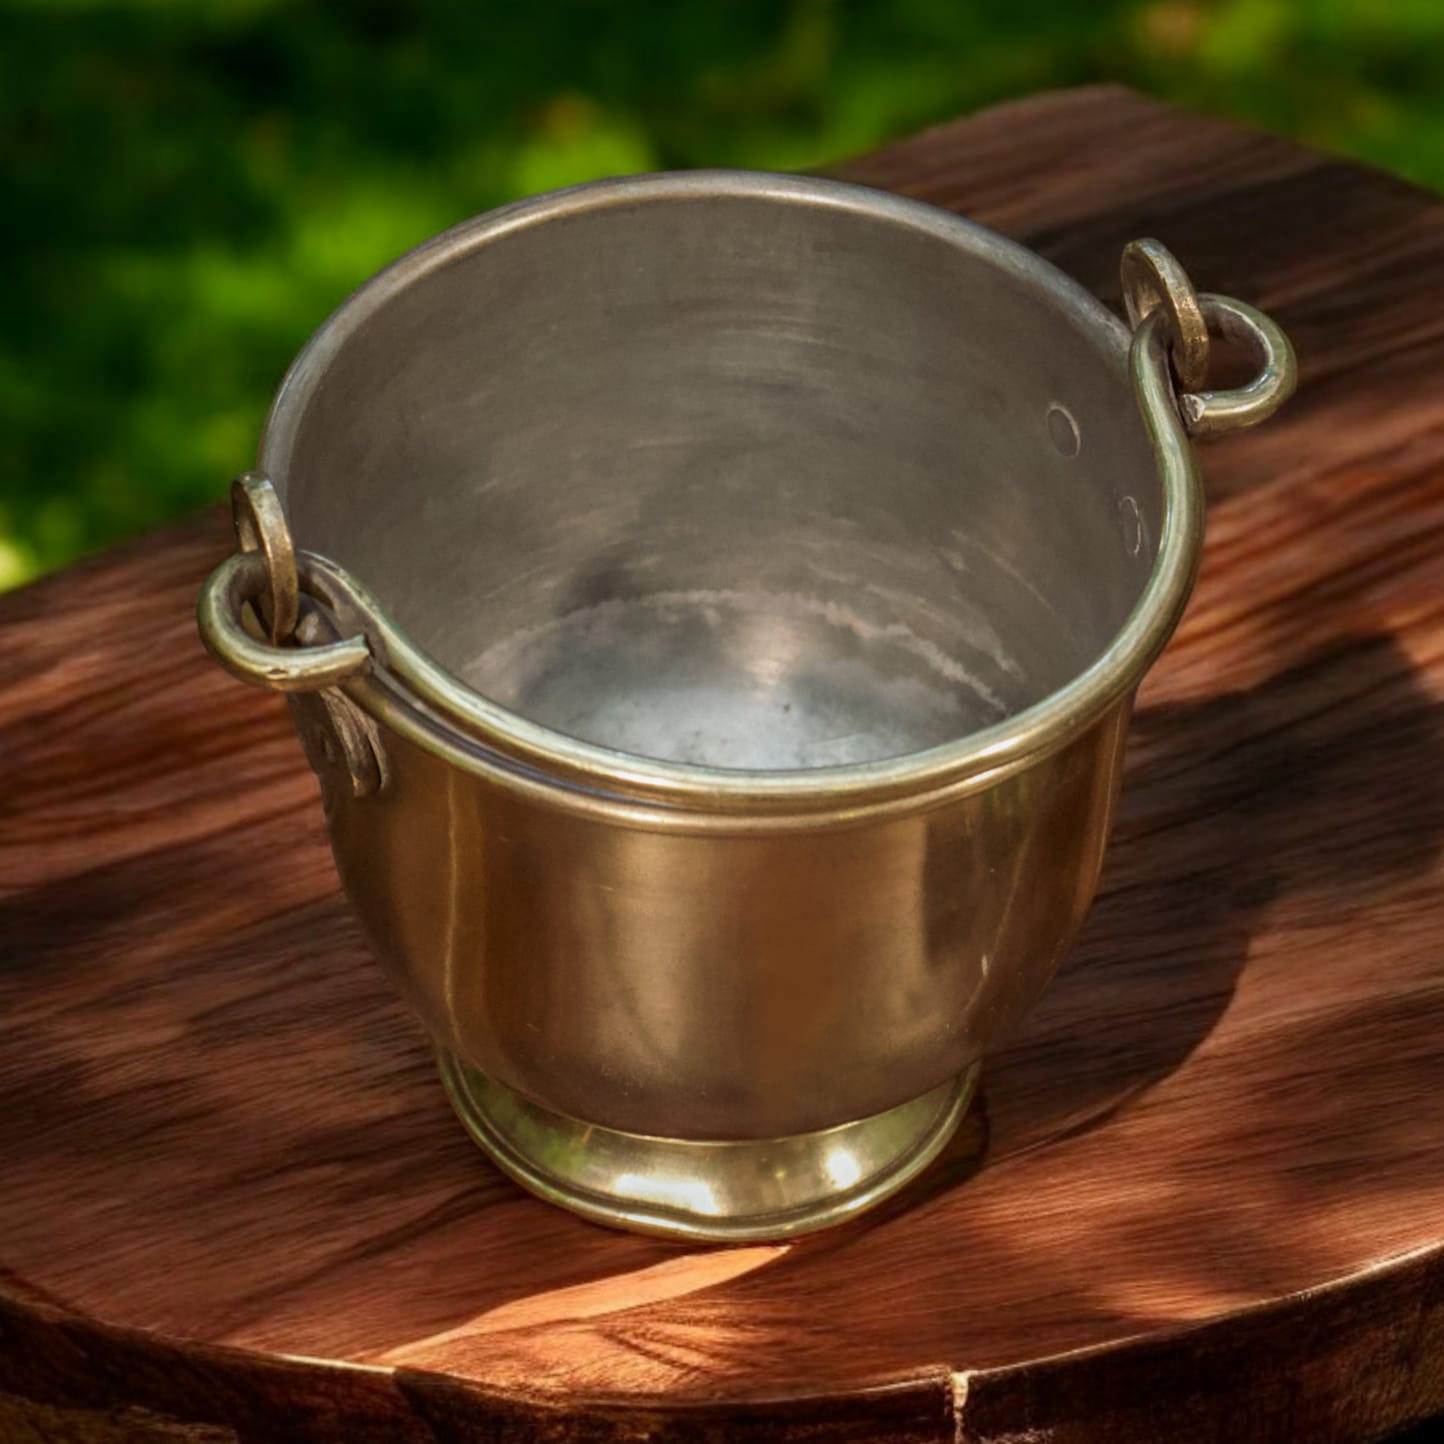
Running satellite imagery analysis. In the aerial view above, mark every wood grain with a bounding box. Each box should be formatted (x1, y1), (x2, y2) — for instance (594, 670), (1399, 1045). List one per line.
(3, 84), (1444, 1441)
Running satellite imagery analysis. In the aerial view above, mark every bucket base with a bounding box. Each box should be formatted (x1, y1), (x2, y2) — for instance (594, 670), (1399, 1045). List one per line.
(437, 1055), (978, 1242)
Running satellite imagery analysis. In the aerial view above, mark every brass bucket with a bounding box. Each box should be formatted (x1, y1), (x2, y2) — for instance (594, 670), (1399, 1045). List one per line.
(198, 173), (1293, 1239)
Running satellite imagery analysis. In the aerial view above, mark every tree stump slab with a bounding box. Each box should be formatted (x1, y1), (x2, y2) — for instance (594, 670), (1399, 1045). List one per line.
(3, 85), (1444, 1442)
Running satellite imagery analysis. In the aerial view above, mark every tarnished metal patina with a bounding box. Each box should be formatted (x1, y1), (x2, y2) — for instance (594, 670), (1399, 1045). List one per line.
(198, 172), (1294, 1240)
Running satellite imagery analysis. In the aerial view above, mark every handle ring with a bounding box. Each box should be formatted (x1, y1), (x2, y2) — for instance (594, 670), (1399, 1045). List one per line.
(1177, 293), (1297, 437)
(1121, 238), (1211, 393)
(230, 472), (299, 643)
(197, 550), (371, 693)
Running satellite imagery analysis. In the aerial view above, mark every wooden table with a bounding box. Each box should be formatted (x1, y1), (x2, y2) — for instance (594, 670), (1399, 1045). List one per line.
(3, 86), (1443, 1443)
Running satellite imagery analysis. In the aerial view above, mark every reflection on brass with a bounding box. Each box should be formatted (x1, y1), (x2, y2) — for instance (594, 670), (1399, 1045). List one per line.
(441, 1055), (979, 1242)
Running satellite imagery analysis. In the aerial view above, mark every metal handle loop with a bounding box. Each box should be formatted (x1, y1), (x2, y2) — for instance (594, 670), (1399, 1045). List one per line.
(197, 549), (371, 693)
(230, 472), (299, 643)
(1175, 293), (1296, 436)
(1124, 239), (1296, 440)
(1121, 238), (1211, 392)
(1134, 295), (1296, 439)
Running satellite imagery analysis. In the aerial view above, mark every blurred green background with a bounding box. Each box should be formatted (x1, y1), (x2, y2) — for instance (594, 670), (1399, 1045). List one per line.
(4, 0), (1443, 589)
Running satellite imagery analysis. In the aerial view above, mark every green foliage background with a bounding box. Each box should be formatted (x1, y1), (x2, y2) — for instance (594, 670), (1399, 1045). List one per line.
(4, 0), (1442, 588)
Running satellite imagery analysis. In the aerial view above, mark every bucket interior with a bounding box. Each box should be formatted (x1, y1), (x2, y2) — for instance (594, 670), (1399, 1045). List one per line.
(271, 182), (1161, 771)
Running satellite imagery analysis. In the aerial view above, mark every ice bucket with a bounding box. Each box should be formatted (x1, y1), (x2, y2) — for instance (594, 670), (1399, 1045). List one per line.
(198, 172), (1294, 1239)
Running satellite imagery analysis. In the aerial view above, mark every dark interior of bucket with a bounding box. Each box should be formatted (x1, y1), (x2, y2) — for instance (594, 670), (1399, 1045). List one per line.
(274, 188), (1162, 770)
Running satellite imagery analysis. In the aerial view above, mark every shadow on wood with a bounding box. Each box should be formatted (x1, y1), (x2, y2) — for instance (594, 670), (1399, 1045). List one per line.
(987, 629), (1444, 1160)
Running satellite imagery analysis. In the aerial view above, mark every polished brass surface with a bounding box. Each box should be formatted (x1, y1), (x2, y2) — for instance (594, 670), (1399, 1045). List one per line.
(196, 172), (1296, 1236)
(439, 1054), (979, 1241)
(324, 710), (1130, 1140)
